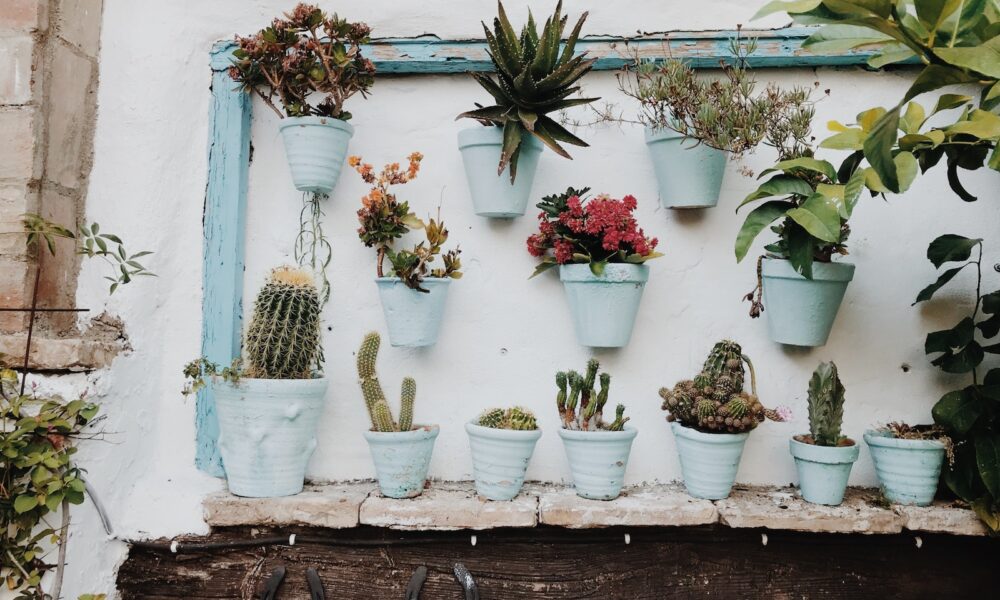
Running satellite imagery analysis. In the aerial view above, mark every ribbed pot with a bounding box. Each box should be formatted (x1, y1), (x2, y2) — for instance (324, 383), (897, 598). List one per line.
(671, 422), (748, 500)
(364, 425), (440, 499)
(466, 422), (542, 501)
(864, 429), (944, 506)
(558, 426), (638, 500)
(458, 127), (543, 218)
(789, 437), (860, 506)
(761, 258), (855, 347)
(213, 377), (328, 498)
(375, 277), (451, 347)
(559, 263), (649, 348)
(644, 127), (726, 209)
(279, 116), (354, 194)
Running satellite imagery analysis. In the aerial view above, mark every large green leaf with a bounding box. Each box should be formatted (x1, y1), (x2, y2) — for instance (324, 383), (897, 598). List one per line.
(14, 494), (38, 514)
(753, 0), (823, 19)
(975, 434), (1000, 499)
(947, 109), (1000, 139)
(932, 93), (973, 114)
(738, 175), (815, 208)
(786, 221), (816, 279)
(914, 0), (964, 30)
(868, 46), (918, 68)
(914, 264), (968, 303)
(786, 193), (843, 243)
(936, 36), (1000, 79)
(820, 128), (866, 150)
(927, 234), (982, 267)
(759, 157), (838, 181)
(863, 106), (901, 192)
(932, 388), (982, 435)
(926, 317), (984, 373)
(735, 201), (795, 261)
(803, 24), (894, 50)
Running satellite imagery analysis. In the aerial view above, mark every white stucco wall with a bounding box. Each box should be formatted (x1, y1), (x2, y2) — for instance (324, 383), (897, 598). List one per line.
(38, 0), (998, 597)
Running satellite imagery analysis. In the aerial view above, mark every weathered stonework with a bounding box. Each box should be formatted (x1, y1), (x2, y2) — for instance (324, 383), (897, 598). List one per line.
(716, 486), (904, 534)
(897, 502), (989, 537)
(538, 484), (718, 528)
(204, 483), (370, 529)
(0, 312), (126, 370)
(359, 483), (539, 530)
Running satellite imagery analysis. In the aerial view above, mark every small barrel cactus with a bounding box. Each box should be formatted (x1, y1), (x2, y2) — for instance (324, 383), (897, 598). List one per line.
(807, 361), (846, 446)
(244, 266), (322, 379)
(556, 359), (627, 431)
(356, 332), (417, 432)
(477, 406), (538, 431)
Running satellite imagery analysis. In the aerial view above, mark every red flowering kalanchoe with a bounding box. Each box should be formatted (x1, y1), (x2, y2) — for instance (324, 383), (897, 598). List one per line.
(528, 187), (662, 277)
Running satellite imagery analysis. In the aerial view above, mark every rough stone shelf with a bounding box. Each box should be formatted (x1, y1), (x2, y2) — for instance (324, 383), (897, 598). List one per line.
(204, 481), (987, 537)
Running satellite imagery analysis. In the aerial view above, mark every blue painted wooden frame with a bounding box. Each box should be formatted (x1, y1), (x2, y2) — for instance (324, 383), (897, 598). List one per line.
(196, 28), (903, 474)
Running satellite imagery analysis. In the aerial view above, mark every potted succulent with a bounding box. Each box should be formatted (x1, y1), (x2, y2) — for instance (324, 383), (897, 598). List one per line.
(183, 267), (327, 498)
(617, 30), (817, 208)
(555, 359), (635, 500)
(356, 332), (439, 498)
(230, 3), (375, 194)
(789, 361), (859, 506)
(456, 1), (598, 218)
(527, 187), (662, 347)
(350, 153), (463, 347)
(865, 423), (952, 507)
(660, 340), (788, 500)
(466, 407), (542, 501)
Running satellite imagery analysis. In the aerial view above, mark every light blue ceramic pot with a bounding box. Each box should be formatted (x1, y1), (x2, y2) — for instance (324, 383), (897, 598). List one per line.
(559, 263), (649, 348)
(644, 127), (726, 209)
(466, 422), (542, 501)
(213, 377), (328, 498)
(761, 258), (855, 347)
(789, 436), (860, 506)
(364, 425), (440, 499)
(458, 126), (543, 218)
(558, 425), (638, 500)
(279, 116), (354, 194)
(864, 429), (944, 506)
(375, 277), (451, 347)
(671, 422), (748, 500)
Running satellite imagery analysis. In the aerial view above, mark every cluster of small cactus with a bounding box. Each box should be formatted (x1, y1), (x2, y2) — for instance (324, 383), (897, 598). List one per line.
(477, 406), (538, 431)
(556, 359), (629, 431)
(244, 266), (322, 379)
(659, 340), (783, 433)
(807, 361), (846, 446)
(356, 332), (416, 432)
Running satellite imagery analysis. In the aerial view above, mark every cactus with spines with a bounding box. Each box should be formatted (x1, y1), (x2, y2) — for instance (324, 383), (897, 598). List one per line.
(659, 340), (784, 434)
(477, 406), (538, 431)
(356, 332), (418, 432)
(607, 404), (629, 431)
(244, 266), (322, 379)
(477, 407), (507, 429)
(556, 359), (628, 431)
(807, 361), (846, 446)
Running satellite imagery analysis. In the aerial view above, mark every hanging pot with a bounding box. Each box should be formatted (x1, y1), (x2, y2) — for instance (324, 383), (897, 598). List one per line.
(559, 263), (648, 348)
(644, 127), (726, 209)
(789, 436), (860, 506)
(466, 422), (542, 501)
(375, 277), (452, 347)
(279, 116), (354, 194)
(864, 429), (944, 506)
(558, 426), (637, 500)
(364, 425), (440, 499)
(458, 127), (543, 218)
(761, 258), (855, 347)
(671, 422), (748, 500)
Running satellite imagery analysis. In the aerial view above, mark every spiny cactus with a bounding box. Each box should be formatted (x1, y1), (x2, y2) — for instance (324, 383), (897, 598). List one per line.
(477, 406), (538, 431)
(659, 340), (784, 434)
(356, 332), (417, 432)
(244, 266), (322, 379)
(556, 359), (627, 431)
(807, 361), (845, 446)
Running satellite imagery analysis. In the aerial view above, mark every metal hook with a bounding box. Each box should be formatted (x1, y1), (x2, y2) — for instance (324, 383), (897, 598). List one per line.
(405, 565), (428, 600)
(306, 567), (325, 600)
(259, 566), (286, 600)
(454, 563), (479, 600)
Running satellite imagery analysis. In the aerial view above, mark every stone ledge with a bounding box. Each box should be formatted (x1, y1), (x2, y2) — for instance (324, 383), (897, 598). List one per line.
(202, 482), (987, 537)
(0, 333), (120, 371)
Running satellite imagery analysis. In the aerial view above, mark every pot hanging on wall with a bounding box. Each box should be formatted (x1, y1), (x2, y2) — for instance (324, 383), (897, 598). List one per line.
(279, 116), (355, 194)
(457, 127), (543, 218)
(789, 436), (860, 506)
(671, 422), (748, 500)
(364, 425), (440, 499)
(761, 258), (855, 347)
(559, 263), (649, 348)
(864, 430), (945, 506)
(558, 426), (638, 500)
(466, 422), (542, 501)
(375, 277), (452, 347)
(213, 377), (328, 498)
(644, 127), (726, 209)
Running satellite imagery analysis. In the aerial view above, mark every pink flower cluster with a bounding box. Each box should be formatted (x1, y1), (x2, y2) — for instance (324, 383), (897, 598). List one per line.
(527, 194), (658, 264)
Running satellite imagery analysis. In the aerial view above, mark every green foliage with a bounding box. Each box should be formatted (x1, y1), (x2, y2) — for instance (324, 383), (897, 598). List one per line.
(356, 332), (418, 432)
(556, 359), (627, 431)
(180, 358), (244, 396)
(476, 406), (539, 430)
(244, 267), (322, 379)
(457, 1), (598, 181)
(229, 2), (375, 119)
(806, 361), (847, 446)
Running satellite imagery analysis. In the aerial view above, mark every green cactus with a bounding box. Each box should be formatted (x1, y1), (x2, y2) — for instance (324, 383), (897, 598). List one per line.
(697, 398), (717, 420)
(555, 371), (568, 414)
(807, 361), (846, 446)
(244, 267), (322, 379)
(506, 406), (538, 431)
(726, 396), (749, 420)
(607, 404), (629, 431)
(478, 407), (507, 429)
(556, 359), (628, 431)
(355, 332), (417, 432)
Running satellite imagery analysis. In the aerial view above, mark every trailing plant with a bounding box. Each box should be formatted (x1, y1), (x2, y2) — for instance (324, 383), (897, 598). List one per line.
(617, 28), (818, 162)
(555, 359), (629, 431)
(229, 2), (375, 119)
(351, 153), (463, 292)
(476, 406), (538, 430)
(457, 1), (598, 181)
(356, 332), (416, 432)
(527, 187), (662, 277)
(295, 192), (333, 305)
(659, 340), (790, 433)
(803, 361), (848, 446)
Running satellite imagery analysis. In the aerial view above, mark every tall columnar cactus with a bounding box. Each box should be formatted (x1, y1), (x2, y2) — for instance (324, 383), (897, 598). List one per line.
(807, 361), (846, 446)
(477, 406), (538, 431)
(556, 359), (625, 431)
(244, 266), (322, 379)
(356, 332), (417, 432)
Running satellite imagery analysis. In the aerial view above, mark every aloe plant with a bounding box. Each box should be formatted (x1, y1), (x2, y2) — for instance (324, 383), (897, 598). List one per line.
(457, 1), (598, 181)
